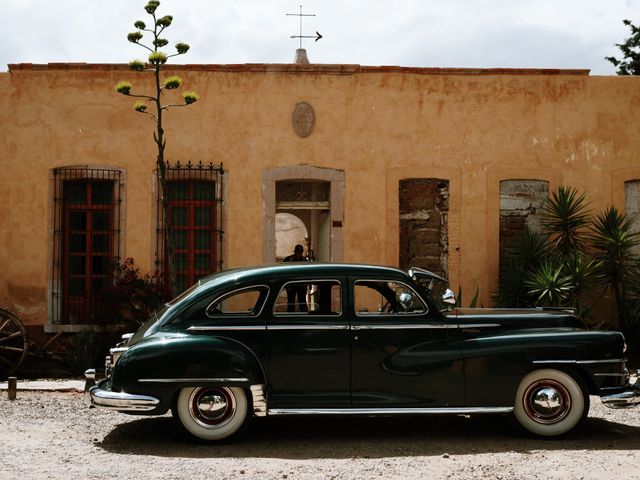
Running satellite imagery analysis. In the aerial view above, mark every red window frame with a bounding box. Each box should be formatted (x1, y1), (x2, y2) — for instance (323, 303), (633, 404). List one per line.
(62, 180), (114, 323)
(167, 180), (217, 293)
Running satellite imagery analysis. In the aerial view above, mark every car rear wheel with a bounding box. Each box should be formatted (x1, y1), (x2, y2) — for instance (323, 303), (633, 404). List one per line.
(173, 386), (250, 441)
(514, 369), (587, 437)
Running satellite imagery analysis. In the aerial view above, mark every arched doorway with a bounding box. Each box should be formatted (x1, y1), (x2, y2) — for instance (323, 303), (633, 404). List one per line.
(262, 165), (344, 263)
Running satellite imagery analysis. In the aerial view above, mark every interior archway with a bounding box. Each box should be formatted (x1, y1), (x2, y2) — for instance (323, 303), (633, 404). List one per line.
(275, 212), (309, 261)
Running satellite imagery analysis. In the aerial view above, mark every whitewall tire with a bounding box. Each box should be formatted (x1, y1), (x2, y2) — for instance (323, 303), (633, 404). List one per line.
(173, 386), (250, 441)
(514, 369), (587, 437)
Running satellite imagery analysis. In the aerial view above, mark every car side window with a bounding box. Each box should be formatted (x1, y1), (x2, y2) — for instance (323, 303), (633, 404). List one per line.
(206, 286), (269, 317)
(354, 280), (427, 316)
(273, 280), (341, 316)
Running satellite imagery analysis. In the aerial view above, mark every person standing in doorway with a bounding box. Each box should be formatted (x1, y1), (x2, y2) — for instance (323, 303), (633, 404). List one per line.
(283, 244), (309, 312)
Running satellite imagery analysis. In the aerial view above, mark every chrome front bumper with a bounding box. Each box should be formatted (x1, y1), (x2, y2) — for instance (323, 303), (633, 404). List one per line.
(601, 370), (640, 409)
(84, 369), (160, 412)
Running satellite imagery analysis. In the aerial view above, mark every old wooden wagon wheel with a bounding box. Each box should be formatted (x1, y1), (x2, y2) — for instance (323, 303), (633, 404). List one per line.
(0, 308), (28, 379)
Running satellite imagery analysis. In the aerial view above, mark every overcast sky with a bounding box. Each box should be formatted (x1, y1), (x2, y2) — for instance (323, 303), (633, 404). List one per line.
(1, 0), (639, 75)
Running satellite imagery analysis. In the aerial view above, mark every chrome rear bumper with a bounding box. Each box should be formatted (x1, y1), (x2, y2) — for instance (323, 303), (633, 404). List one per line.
(84, 369), (160, 412)
(601, 370), (640, 409)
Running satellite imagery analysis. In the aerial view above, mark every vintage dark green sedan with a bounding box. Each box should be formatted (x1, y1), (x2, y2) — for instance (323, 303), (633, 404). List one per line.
(85, 263), (640, 441)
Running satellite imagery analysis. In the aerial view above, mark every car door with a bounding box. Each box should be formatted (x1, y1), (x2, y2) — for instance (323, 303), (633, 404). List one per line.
(349, 277), (465, 408)
(266, 276), (350, 408)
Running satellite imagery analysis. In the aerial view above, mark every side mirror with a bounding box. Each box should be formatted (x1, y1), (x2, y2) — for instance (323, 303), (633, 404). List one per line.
(398, 292), (414, 311)
(441, 289), (456, 309)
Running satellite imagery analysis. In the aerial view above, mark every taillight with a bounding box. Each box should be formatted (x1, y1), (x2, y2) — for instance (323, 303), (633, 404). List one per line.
(110, 346), (129, 366)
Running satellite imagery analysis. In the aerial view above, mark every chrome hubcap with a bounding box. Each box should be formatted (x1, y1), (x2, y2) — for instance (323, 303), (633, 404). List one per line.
(523, 380), (571, 424)
(189, 387), (236, 427)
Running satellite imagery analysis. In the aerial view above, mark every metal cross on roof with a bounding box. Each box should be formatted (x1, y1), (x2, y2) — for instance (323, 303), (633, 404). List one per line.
(287, 5), (322, 49)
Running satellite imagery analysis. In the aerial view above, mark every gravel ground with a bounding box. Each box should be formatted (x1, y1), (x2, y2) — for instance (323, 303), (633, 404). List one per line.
(1, 391), (639, 480)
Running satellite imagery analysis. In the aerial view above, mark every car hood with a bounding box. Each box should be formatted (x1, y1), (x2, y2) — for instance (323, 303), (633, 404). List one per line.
(445, 307), (585, 329)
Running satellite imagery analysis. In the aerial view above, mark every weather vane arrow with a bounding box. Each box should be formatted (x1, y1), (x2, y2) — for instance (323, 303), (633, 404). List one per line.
(287, 5), (322, 49)
(291, 31), (323, 42)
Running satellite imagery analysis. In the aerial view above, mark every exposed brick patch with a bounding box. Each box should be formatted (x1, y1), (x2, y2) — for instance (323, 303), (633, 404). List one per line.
(399, 179), (449, 278)
(499, 179), (549, 274)
(625, 180), (640, 256)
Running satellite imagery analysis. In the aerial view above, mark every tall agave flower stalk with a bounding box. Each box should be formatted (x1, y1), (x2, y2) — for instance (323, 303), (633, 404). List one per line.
(114, 1), (200, 296)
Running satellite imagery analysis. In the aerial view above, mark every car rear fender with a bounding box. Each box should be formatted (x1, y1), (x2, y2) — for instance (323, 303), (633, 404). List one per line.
(112, 334), (266, 394)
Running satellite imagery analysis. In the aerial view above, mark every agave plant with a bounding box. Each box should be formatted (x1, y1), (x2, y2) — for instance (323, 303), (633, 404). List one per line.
(525, 261), (574, 307)
(114, 1), (200, 296)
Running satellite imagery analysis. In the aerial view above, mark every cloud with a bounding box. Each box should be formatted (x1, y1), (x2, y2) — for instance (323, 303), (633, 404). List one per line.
(0, 0), (638, 74)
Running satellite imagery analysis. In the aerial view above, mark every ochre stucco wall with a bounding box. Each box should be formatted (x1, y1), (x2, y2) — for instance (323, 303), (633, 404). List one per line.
(1, 64), (639, 328)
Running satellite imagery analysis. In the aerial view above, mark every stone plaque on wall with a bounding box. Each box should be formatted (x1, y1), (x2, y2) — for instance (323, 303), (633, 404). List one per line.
(291, 101), (315, 138)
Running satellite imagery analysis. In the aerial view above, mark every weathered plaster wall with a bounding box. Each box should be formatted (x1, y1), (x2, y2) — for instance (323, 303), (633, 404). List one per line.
(1, 64), (640, 327)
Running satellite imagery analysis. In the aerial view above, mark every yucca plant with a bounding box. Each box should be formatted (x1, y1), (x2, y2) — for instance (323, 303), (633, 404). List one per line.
(625, 258), (640, 330)
(497, 187), (599, 313)
(495, 228), (547, 307)
(495, 258), (533, 307)
(514, 227), (549, 268)
(590, 206), (640, 333)
(563, 253), (602, 319)
(542, 186), (591, 260)
(496, 186), (639, 334)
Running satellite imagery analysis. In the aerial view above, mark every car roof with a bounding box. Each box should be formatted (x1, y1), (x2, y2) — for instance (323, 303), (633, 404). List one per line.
(197, 263), (410, 288)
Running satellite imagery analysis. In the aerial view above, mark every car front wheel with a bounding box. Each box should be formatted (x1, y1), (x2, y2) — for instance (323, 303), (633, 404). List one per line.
(173, 386), (251, 441)
(514, 369), (588, 437)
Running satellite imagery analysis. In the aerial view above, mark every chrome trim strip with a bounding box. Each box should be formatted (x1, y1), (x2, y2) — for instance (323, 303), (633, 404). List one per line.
(594, 373), (628, 377)
(188, 325), (266, 332)
(458, 323), (502, 328)
(137, 377), (249, 383)
(268, 325), (349, 331)
(251, 384), (267, 417)
(491, 332), (621, 341)
(267, 407), (513, 416)
(532, 359), (626, 365)
(577, 359), (626, 365)
(532, 360), (578, 364)
(351, 324), (458, 330)
(88, 385), (160, 412)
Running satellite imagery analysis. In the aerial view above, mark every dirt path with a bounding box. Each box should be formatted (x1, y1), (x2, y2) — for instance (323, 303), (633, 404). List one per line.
(1, 391), (639, 479)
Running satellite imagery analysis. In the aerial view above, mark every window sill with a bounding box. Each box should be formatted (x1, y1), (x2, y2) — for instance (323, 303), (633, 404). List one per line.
(44, 324), (126, 333)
